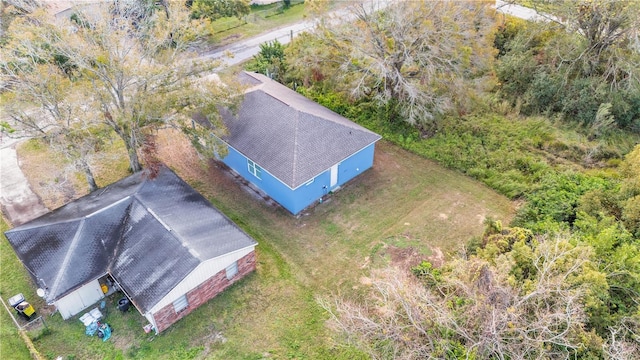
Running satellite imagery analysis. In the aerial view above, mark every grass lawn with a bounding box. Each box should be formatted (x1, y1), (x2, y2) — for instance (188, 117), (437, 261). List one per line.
(1, 129), (514, 359)
(207, 0), (337, 49)
(0, 219), (34, 360)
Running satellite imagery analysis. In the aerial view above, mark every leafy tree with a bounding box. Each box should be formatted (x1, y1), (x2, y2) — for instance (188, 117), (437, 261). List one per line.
(545, 0), (640, 81)
(245, 40), (287, 82)
(284, 32), (335, 87)
(189, 0), (250, 21)
(1, 2), (237, 174)
(573, 212), (640, 332)
(495, 1), (640, 132)
(293, 1), (498, 131)
(1, 61), (107, 191)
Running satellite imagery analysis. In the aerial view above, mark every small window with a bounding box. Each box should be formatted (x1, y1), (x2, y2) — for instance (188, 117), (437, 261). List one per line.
(305, 178), (314, 186)
(247, 159), (262, 179)
(173, 295), (188, 313)
(226, 261), (238, 280)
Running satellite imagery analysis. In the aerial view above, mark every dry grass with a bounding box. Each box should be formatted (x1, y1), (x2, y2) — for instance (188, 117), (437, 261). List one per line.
(11, 129), (515, 358)
(17, 138), (130, 210)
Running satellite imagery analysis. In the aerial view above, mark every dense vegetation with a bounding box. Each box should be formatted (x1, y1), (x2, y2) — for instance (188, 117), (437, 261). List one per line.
(246, 1), (640, 357)
(1, 0), (638, 358)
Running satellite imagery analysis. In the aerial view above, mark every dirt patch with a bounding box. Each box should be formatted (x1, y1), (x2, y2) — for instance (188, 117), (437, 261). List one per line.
(386, 245), (446, 271)
(426, 247), (445, 268)
(386, 245), (424, 271)
(155, 129), (207, 184)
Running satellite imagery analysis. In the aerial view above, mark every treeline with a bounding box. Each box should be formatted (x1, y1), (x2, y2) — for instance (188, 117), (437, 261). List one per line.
(245, 0), (640, 357)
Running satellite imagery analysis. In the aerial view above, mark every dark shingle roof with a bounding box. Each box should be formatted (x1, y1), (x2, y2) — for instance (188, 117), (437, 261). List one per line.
(221, 72), (382, 189)
(4, 166), (257, 313)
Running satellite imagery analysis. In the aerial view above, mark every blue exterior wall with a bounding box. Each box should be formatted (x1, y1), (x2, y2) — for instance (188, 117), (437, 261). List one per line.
(221, 147), (297, 212)
(221, 143), (377, 215)
(335, 143), (376, 188)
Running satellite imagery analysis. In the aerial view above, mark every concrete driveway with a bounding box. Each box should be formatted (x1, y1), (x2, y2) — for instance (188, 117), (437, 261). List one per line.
(0, 138), (49, 226)
(0, 0), (541, 227)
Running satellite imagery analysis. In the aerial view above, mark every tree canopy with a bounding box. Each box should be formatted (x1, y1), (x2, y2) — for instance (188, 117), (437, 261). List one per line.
(495, 0), (640, 133)
(287, 1), (498, 131)
(188, 0), (251, 21)
(323, 224), (640, 359)
(1, 1), (238, 184)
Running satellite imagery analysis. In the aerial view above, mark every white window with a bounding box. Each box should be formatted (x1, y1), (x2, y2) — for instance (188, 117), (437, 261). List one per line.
(247, 159), (262, 179)
(173, 295), (188, 313)
(226, 261), (238, 280)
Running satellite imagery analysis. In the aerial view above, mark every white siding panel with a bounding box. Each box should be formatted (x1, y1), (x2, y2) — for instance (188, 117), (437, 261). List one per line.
(149, 246), (255, 314)
(55, 279), (104, 319)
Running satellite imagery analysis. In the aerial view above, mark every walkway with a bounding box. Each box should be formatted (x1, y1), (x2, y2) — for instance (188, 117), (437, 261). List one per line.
(0, 138), (49, 226)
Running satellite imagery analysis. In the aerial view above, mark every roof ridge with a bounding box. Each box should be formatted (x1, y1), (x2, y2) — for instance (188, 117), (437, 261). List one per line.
(129, 193), (203, 261)
(4, 217), (77, 233)
(49, 218), (86, 299)
(291, 110), (300, 187)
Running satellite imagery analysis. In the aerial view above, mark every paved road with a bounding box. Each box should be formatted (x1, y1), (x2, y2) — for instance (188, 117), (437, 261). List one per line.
(495, 0), (551, 22)
(200, 20), (317, 67)
(199, 0), (394, 67)
(0, 0), (543, 226)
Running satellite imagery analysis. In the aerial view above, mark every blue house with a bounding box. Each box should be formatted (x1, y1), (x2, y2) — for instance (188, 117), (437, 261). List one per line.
(217, 72), (382, 215)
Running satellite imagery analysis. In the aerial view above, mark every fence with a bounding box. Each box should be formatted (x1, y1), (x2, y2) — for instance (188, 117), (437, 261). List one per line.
(1, 295), (46, 360)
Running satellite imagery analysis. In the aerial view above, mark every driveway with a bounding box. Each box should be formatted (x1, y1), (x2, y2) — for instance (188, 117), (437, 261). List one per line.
(0, 0), (541, 227)
(0, 137), (49, 226)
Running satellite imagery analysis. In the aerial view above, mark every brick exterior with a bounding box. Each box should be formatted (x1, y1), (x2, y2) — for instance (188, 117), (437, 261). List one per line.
(153, 251), (256, 333)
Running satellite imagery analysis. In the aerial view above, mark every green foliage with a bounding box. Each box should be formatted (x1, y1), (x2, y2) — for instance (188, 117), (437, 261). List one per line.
(494, 16), (640, 133)
(411, 261), (443, 287)
(477, 223), (535, 261)
(573, 212), (640, 332)
(494, 17), (527, 57)
(513, 171), (610, 231)
(245, 40), (287, 82)
(190, 0), (250, 21)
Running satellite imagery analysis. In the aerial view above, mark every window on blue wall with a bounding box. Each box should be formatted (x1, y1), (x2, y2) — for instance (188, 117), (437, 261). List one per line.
(247, 159), (262, 179)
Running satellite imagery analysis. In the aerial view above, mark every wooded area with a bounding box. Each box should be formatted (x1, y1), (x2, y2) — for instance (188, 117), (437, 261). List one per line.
(1, 0), (639, 358)
(246, 1), (640, 357)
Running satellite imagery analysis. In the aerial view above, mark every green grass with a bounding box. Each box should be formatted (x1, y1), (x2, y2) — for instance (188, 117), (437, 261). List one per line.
(0, 219), (33, 360)
(2, 134), (515, 358)
(208, 1), (312, 48)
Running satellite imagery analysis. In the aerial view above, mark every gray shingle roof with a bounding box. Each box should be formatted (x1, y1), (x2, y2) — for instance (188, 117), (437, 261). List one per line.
(221, 72), (382, 189)
(4, 166), (257, 313)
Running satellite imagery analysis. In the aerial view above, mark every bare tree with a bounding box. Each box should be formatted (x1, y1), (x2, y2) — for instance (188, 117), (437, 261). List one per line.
(319, 235), (638, 359)
(1, 2), (236, 174)
(306, 0), (497, 130)
(530, 0), (640, 88)
(1, 55), (106, 191)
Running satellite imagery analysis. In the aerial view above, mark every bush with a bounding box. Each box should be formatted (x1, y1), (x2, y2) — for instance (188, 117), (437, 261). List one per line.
(513, 172), (610, 230)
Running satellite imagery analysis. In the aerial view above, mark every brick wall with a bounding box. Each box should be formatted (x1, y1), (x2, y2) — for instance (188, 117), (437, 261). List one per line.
(153, 251), (256, 333)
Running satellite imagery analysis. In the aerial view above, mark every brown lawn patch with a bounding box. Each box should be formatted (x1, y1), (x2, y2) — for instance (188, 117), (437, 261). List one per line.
(12, 131), (516, 359)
